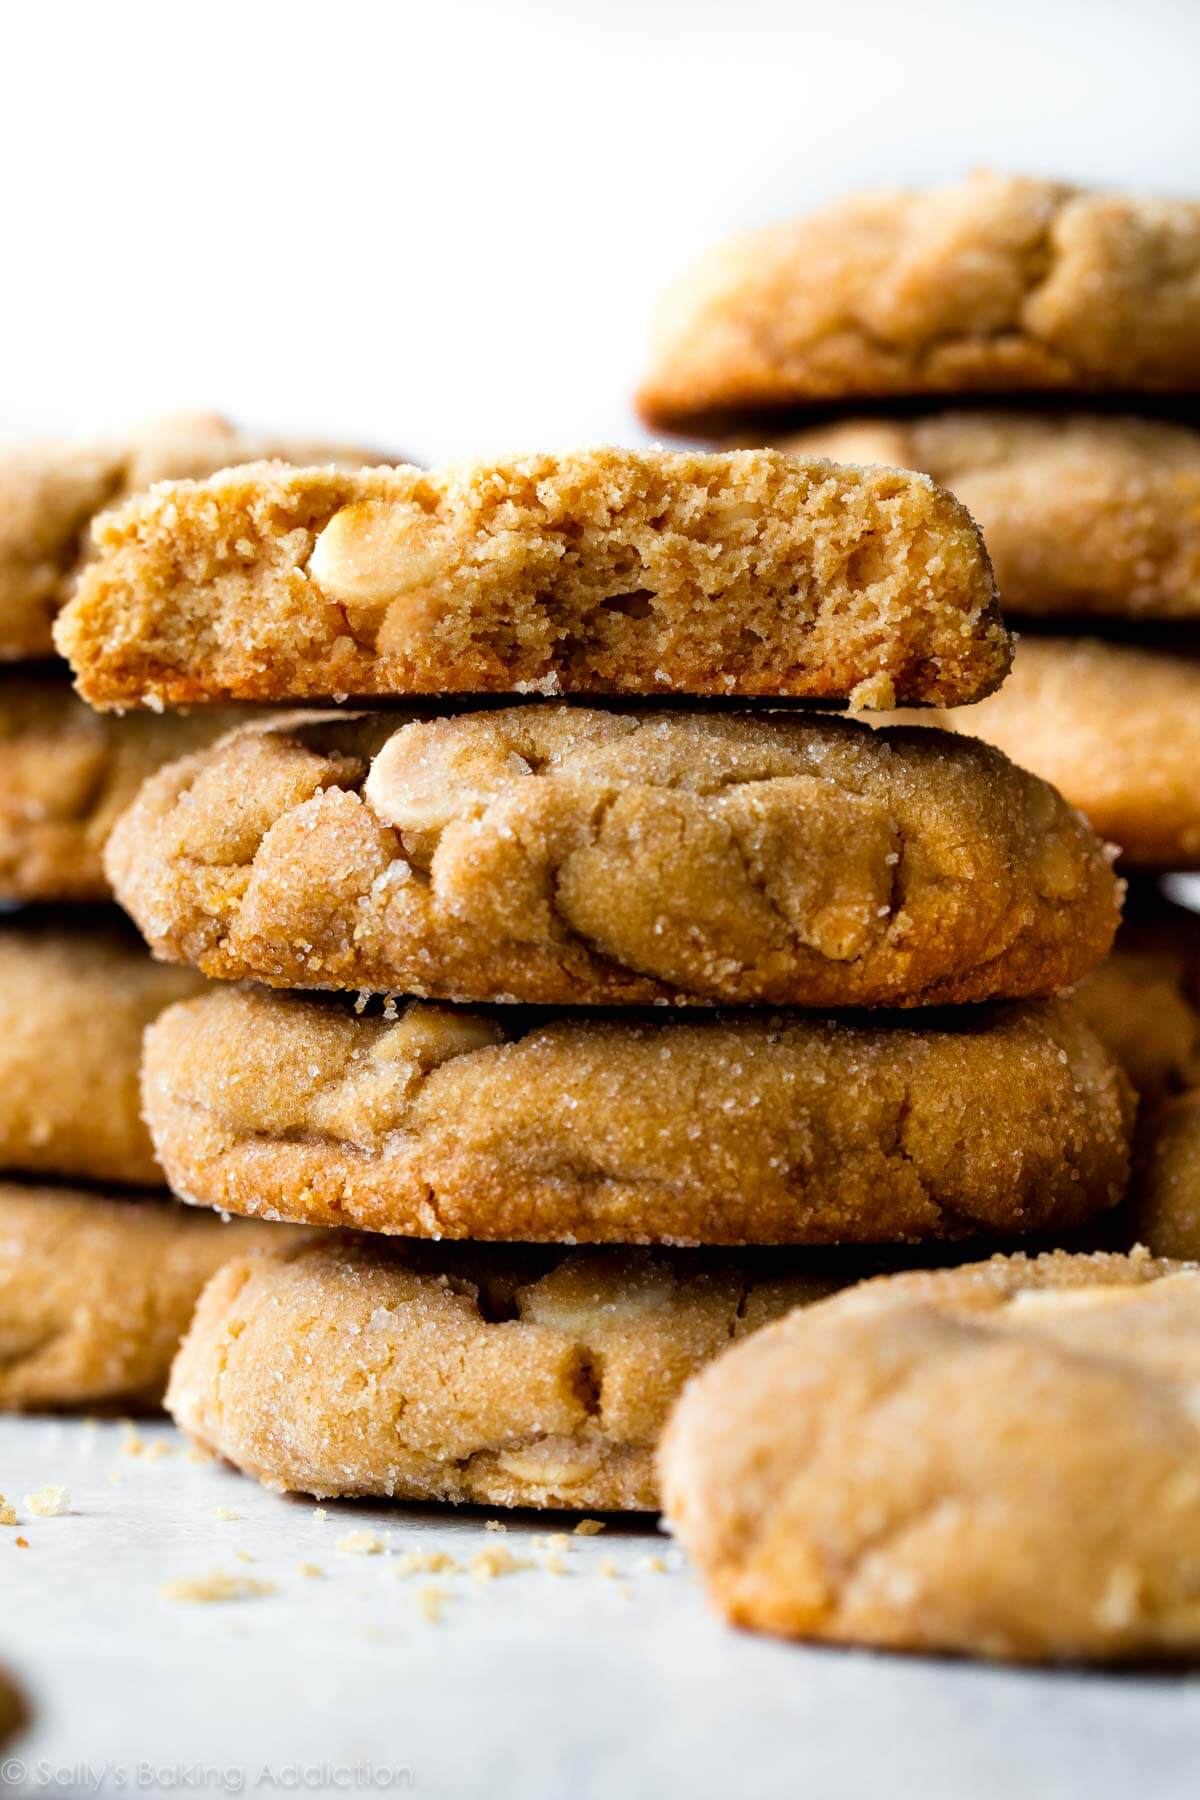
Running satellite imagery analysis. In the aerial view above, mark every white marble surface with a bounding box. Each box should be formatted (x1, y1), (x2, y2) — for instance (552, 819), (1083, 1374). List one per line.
(0, 1414), (1197, 1799)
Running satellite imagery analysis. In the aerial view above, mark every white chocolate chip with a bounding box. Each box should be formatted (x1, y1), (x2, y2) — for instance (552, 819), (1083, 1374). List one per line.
(309, 499), (445, 608)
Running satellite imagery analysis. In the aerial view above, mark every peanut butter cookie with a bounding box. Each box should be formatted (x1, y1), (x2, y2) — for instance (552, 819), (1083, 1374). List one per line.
(0, 1668), (26, 1749)
(144, 985), (1132, 1246)
(638, 173), (1200, 428)
(781, 413), (1200, 622)
(0, 668), (248, 902)
(660, 1249), (1200, 1662)
(1075, 893), (1200, 1099)
(107, 707), (1119, 1009)
(0, 1183), (306, 1410)
(939, 637), (1200, 868)
(167, 1237), (843, 1507)
(1131, 1093), (1200, 1260)
(54, 449), (1008, 710)
(0, 917), (204, 1186)
(0, 412), (385, 660)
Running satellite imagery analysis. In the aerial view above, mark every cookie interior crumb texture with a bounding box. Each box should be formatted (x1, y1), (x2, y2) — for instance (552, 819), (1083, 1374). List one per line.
(107, 707), (1119, 1009)
(0, 411), (387, 661)
(54, 449), (1009, 709)
(143, 985), (1133, 1245)
(659, 1250), (1200, 1662)
(166, 1238), (844, 1508)
(0, 1182), (310, 1411)
(638, 173), (1200, 428)
(779, 412), (1200, 623)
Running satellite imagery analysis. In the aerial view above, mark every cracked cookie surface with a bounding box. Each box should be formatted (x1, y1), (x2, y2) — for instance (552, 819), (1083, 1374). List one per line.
(0, 668), (249, 902)
(638, 173), (1200, 428)
(55, 448), (1008, 710)
(143, 985), (1132, 1245)
(107, 707), (1119, 1009)
(167, 1237), (844, 1507)
(0, 412), (385, 661)
(0, 916), (204, 1186)
(936, 637), (1200, 868)
(660, 1249), (1200, 1662)
(0, 1183), (307, 1411)
(781, 412), (1200, 622)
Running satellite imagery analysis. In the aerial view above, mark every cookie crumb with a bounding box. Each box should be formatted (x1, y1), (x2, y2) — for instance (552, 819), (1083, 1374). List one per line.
(542, 1552), (567, 1575)
(235, 1549), (254, 1565)
(484, 1519), (507, 1533)
(470, 1545), (531, 1583)
(0, 1497), (16, 1527)
(639, 1555), (668, 1574)
(574, 1519), (605, 1536)
(394, 1549), (459, 1579)
(162, 1571), (276, 1603)
(335, 1530), (385, 1557)
(15, 1535), (29, 1548)
(297, 1562), (324, 1579)
(416, 1584), (449, 1622)
(597, 1557), (618, 1579)
(25, 1485), (69, 1517)
(214, 1507), (240, 1521)
(312, 1507), (328, 1521)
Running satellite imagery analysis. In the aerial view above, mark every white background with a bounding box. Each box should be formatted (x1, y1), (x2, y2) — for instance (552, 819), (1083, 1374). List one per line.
(4, 0), (1200, 464)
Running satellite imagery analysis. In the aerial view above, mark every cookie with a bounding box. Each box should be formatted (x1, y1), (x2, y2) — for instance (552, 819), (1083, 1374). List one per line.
(781, 412), (1200, 623)
(660, 1249), (1200, 1662)
(107, 707), (1118, 1009)
(1131, 1093), (1200, 1260)
(0, 916), (204, 1185)
(638, 172), (1200, 428)
(53, 449), (1008, 711)
(0, 667), (249, 902)
(167, 1236), (845, 1507)
(0, 1668), (26, 1749)
(144, 985), (1132, 1246)
(0, 412), (386, 661)
(0, 1183), (304, 1410)
(1075, 894), (1200, 1098)
(939, 637), (1200, 868)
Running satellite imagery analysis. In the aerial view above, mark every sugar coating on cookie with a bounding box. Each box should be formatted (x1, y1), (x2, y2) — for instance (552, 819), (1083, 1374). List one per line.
(0, 917), (204, 1186)
(167, 1238), (842, 1508)
(0, 412), (386, 662)
(144, 986), (1132, 1246)
(938, 636), (1200, 869)
(638, 172), (1200, 427)
(54, 448), (1009, 710)
(0, 1183), (307, 1410)
(0, 668), (249, 902)
(782, 412), (1200, 623)
(107, 707), (1119, 1009)
(659, 1249), (1200, 1663)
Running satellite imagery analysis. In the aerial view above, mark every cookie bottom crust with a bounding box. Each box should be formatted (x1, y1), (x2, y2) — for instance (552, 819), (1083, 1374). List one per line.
(167, 1239), (841, 1510)
(0, 1183), (307, 1411)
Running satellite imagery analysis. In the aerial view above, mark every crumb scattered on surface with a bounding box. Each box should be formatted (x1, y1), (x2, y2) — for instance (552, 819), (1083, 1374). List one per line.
(470, 1545), (532, 1583)
(214, 1507), (239, 1521)
(335, 1530), (385, 1556)
(297, 1562), (324, 1579)
(312, 1507), (328, 1521)
(14, 1535), (29, 1548)
(575, 1519), (605, 1536)
(394, 1549), (459, 1579)
(25, 1485), (69, 1517)
(162, 1570), (276, 1603)
(597, 1557), (618, 1579)
(0, 1497), (16, 1527)
(542, 1552), (567, 1575)
(639, 1555), (668, 1573)
(484, 1519), (506, 1533)
(416, 1584), (449, 1622)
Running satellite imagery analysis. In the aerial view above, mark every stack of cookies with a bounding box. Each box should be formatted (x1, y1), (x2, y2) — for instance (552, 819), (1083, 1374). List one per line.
(0, 415), (380, 1411)
(639, 169), (1200, 1262)
(52, 445), (1131, 1512)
